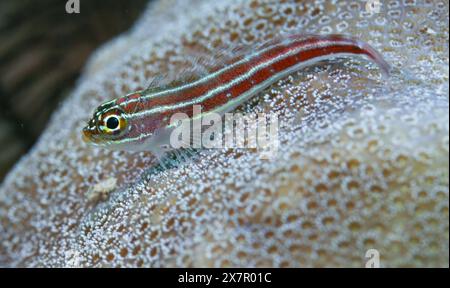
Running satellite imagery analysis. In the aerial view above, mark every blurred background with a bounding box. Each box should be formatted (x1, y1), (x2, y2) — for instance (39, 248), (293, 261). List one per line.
(0, 0), (148, 180)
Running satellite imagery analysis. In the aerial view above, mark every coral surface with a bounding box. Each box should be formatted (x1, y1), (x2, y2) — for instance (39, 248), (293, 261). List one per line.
(0, 0), (448, 267)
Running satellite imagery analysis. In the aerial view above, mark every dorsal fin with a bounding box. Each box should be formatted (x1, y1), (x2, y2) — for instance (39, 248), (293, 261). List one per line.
(141, 33), (296, 92)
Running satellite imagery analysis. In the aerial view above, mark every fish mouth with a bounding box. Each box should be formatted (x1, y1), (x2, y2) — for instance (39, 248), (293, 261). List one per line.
(82, 126), (99, 144)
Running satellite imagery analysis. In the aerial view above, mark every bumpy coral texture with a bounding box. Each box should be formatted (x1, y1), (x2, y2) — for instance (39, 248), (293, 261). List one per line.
(0, 0), (448, 267)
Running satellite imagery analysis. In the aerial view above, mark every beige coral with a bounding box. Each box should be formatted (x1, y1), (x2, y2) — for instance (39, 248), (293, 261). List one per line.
(0, 0), (448, 267)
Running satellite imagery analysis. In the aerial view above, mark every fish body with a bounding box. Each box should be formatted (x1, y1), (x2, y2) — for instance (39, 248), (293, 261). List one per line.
(82, 34), (390, 157)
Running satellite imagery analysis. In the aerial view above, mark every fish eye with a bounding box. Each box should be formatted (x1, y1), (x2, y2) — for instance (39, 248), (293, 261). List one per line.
(100, 111), (126, 135)
(105, 115), (120, 130)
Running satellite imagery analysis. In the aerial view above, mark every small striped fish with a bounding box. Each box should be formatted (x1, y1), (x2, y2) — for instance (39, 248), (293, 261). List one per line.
(82, 34), (390, 158)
